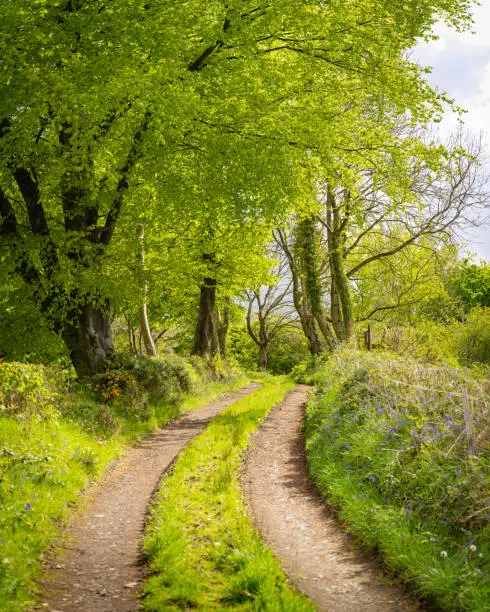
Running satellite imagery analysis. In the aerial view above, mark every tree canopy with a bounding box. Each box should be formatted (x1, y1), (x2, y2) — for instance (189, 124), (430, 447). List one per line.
(0, 0), (482, 374)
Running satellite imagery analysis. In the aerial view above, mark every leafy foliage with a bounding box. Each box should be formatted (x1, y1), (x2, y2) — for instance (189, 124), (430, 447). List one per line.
(0, 362), (61, 420)
(448, 260), (490, 313)
(456, 307), (490, 366)
(1, 0), (480, 374)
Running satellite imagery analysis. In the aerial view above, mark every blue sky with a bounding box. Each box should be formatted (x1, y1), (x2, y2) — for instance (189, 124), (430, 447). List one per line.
(415, 2), (490, 261)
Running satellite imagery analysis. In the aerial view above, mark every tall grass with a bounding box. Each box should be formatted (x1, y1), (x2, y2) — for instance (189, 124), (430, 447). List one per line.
(304, 348), (489, 611)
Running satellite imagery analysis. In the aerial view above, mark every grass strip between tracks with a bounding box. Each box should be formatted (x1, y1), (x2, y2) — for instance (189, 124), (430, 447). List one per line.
(142, 377), (315, 611)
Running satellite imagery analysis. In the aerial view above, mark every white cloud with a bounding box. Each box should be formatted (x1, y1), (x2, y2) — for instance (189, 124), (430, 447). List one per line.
(459, 60), (490, 133)
(432, 3), (490, 50)
(414, 5), (490, 260)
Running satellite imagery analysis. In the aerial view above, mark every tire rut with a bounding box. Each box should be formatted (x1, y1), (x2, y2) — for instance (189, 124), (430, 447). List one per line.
(39, 382), (261, 612)
(242, 385), (422, 612)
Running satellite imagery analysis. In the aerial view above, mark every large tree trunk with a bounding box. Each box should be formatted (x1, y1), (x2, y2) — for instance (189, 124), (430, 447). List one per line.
(192, 277), (217, 360)
(295, 217), (332, 353)
(315, 310), (336, 351)
(332, 255), (354, 340)
(276, 228), (322, 356)
(258, 343), (268, 371)
(330, 277), (344, 341)
(292, 278), (321, 354)
(62, 302), (115, 378)
(299, 304), (322, 355)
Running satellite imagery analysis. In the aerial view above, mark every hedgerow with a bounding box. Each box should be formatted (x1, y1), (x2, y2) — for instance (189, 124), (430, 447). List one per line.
(304, 348), (489, 611)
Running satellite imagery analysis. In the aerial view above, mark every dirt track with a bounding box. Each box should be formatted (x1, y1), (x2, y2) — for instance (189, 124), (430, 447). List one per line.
(243, 385), (421, 612)
(39, 383), (261, 612)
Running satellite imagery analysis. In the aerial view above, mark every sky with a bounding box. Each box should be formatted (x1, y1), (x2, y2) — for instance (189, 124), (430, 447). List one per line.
(414, 1), (490, 261)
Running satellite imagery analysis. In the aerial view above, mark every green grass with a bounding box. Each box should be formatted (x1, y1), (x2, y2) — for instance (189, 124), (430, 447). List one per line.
(304, 348), (490, 612)
(0, 372), (248, 612)
(142, 377), (315, 611)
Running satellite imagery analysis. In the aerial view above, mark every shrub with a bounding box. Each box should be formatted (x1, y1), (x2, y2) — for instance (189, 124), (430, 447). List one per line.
(367, 321), (459, 365)
(187, 355), (215, 383)
(227, 326), (258, 371)
(125, 354), (195, 400)
(267, 328), (310, 374)
(0, 362), (60, 420)
(59, 398), (120, 436)
(456, 307), (490, 365)
(291, 356), (322, 384)
(89, 354), (196, 422)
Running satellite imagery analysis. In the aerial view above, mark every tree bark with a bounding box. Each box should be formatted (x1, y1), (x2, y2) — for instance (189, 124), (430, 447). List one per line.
(258, 343), (268, 371)
(215, 303), (231, 359)
(191, 277), (217, 360)
(330, 277), (344, 341)
(140, 304), (157, 356)
(137, 225), (158, 356)
(295, 217), (334, 353)
(276, 229), (322, 356)
(291, 273), (321, 355)
(61, 302), (115, 378)
(326, 188), (354, 341)
(299, 304), (322, 355)
(315, 310), (336, 351)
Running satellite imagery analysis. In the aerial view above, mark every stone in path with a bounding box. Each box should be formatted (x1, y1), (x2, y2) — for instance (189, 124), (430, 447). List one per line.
(243, 385), (421, 612)
(40, 383), (261, 612)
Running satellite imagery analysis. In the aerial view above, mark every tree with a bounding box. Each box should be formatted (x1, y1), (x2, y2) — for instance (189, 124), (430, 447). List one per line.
(274, 228), (323, 355)
(1, 0), (477, 373)
(313, 130), (488, 341)
(245, 257), (297, 370)
(447, 259), (490, 314)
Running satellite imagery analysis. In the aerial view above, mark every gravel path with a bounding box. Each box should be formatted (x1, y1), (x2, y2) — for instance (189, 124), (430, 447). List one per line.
(40, 383), (261, 612)
(243, 385), (422, 612)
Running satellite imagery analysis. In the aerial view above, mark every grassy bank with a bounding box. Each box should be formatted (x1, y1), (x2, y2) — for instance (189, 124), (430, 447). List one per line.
(0, 359), (247, 611)
(142, 377), (314, 611)
(302, 348), (489, 611)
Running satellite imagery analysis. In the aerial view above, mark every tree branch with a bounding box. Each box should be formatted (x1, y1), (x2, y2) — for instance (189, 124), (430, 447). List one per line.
(96, 111), (151, 246)
(0, 184), (18, 236)
(12, 168), (49, 236)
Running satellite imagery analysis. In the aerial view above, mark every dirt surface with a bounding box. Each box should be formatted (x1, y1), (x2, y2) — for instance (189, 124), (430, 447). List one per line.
(243, 385), (422, 612)
(39, 383), (261, 612)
